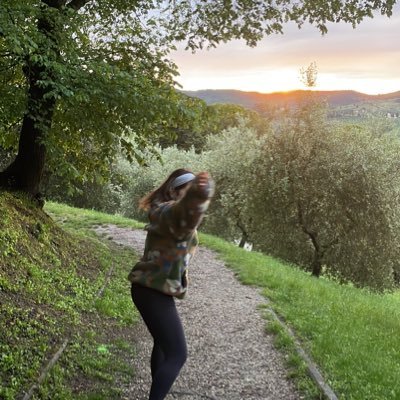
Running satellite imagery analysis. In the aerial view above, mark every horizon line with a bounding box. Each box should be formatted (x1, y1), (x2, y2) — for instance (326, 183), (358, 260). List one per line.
(179, 88), (400, 96)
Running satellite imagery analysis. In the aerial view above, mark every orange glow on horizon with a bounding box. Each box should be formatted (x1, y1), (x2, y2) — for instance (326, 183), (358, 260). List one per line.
(176, 69), (400, 96)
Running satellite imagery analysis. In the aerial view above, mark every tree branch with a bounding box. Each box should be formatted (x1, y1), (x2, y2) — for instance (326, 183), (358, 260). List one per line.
(41, 0), (67, 8)
(66, 0), (91, 11)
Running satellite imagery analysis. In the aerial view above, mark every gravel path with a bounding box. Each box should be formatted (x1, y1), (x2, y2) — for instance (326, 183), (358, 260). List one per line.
(94, 225), (300, 400)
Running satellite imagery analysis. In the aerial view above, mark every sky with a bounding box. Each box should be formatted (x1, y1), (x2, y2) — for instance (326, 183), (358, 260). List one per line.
(170, 9), (400, 95)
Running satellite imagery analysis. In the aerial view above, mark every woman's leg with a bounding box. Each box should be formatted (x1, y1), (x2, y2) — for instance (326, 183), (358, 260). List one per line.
(151, 343), (164, 379)
(131, 284), (187, 400)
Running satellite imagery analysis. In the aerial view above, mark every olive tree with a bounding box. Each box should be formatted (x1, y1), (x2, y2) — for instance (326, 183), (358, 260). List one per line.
(252, 101), (400, 289)
(203, 119), (268, 245)
(203, 97), (400, 289)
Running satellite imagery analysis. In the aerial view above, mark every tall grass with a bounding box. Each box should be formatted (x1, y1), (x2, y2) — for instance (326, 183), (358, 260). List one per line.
(199, 233), (400, 400)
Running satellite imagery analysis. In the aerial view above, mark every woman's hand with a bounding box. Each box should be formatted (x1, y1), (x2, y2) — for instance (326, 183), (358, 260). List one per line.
(197, 172), (209, 188)
(195, 172), (214, 199)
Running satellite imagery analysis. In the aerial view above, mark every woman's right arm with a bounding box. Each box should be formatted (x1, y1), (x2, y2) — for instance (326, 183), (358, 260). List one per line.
(150, 172), (214, 241)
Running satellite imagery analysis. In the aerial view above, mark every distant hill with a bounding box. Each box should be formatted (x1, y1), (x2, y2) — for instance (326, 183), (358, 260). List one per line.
(182, 88), (400, 109)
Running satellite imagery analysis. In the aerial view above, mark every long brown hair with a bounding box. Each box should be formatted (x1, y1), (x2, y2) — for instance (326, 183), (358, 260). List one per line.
(139, 168), (193, 211)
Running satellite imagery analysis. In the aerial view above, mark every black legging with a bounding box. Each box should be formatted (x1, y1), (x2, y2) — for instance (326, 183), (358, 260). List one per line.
(131, 283), (187, 400)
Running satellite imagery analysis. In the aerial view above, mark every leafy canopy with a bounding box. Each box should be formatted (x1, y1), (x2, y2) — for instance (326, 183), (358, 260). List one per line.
(0, 0), (395, 185)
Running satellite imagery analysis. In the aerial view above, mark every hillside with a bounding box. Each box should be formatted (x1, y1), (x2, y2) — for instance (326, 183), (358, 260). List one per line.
(0, 191), (140, 400)
(1, 193), (400, 399)
(182, 89), (400, 119)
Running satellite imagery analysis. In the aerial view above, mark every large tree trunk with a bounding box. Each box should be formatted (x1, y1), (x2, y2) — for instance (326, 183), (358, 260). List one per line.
(0, 7), (57, 199)
(0, 89), (55, 197)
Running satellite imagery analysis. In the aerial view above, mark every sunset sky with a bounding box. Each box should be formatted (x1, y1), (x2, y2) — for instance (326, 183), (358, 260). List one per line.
(170, 9), (400, 95)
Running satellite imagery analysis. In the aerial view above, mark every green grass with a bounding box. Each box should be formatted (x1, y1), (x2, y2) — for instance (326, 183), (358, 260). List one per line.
(199, 233), (400, 400)
(40, 202), (143, 400)
(45, 201), (144, 231)
(3, 194), (400, 400)
(0, 192), (140, 399)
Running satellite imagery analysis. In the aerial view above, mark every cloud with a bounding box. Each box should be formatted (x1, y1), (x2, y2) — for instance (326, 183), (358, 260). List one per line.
(170, 11), (400, 94)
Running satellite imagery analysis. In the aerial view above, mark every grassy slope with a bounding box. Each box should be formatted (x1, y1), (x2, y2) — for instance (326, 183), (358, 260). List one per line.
(2, 194), (400, 400)
(0, 192), (142, 400)
(200, 233), (400, 400)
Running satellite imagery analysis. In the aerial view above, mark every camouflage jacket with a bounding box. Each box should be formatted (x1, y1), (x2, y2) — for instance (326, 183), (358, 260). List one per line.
(128, 175), (214, 299)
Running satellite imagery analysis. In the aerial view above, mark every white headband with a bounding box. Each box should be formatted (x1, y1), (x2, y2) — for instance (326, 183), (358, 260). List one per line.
(171, 173), (195, 189)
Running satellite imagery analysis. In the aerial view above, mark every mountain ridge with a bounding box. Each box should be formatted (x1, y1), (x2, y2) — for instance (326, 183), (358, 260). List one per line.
(182, 89), (400, 109)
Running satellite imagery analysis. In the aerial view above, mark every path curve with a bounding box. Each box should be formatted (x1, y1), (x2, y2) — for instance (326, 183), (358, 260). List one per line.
(94, 225), (301, 400)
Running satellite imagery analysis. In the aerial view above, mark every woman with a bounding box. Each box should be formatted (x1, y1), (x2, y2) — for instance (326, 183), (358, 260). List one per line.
(128, 168), (214, 400)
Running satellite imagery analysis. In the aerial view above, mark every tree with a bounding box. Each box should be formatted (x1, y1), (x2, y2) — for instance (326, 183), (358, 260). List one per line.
(0, 1), (193, 199)
(251, 99), (400, 290)
(203, 102), (400, 290)
(0, 1), (395, 200)
(158, 102), (266, 152)
(203, 119), (267, 245)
